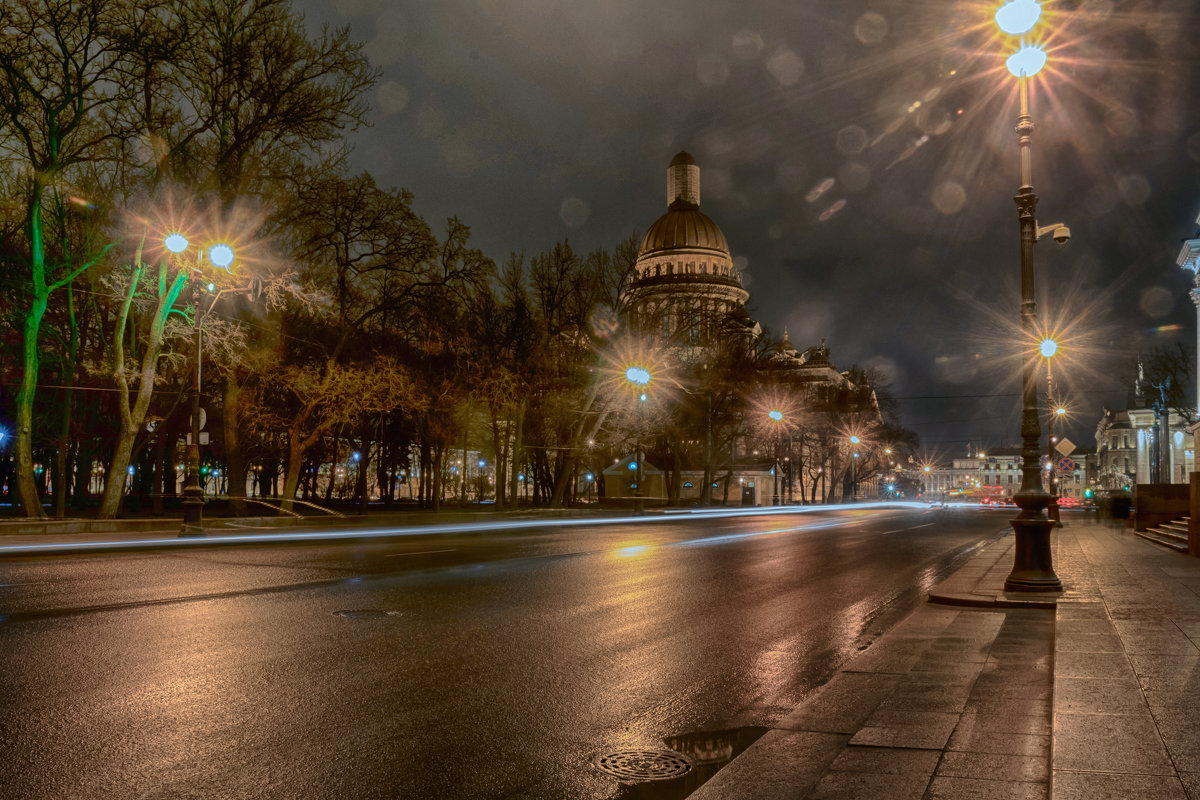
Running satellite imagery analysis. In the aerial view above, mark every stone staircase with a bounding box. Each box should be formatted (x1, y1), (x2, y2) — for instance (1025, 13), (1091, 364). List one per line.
(1135, 516), (1191, 553)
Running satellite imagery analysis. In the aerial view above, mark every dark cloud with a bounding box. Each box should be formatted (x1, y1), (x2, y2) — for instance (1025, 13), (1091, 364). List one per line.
(300, 0), (1200, 453)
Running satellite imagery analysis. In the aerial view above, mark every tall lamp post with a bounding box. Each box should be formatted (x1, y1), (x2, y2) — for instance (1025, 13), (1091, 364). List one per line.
(1041, 337), (1065, 527)
(767, 409), (784, 504)
(624, 365), (652, 513)
(848, 434), (861, 503)
(165, 233), (235, 536)
(996, 0), (1063, 591)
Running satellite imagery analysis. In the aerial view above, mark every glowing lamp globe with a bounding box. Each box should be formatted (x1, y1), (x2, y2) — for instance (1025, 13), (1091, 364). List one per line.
(995, 0), (1040, 35)
(625, 366), (651, 386)
(849, 435), (861, 445)
(1039, 338), (1058, 358)
(164, 233), (189, 253)
(1055, 407), (1066, 416)
(768, 409), (783, 422)
(209, 243), (235, 269)
(1006, 44), (1047, 78)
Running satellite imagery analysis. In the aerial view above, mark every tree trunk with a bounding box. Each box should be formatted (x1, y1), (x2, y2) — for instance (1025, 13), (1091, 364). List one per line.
(509, 403), (524, 508)
(225, 375), (248, 516)
(14, 288), (49, 518)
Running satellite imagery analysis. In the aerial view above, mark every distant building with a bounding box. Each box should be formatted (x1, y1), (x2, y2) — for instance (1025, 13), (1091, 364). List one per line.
(1094, 407), (1194, 488)
(618, 152), (882, 504)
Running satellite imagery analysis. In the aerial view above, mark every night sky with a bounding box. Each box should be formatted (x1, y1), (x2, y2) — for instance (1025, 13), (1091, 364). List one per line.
(296, 0), (1200, 457)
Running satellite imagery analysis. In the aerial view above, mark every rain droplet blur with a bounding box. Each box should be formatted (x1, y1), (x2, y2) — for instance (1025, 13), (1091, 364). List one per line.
(931, 181), (967, 215)
(1186, 130), (1200, 162)
(806, 177), (835, 203)
(377, 80), (410, 114)
(854, 12), (888, 45)
(766, 48), (804, 86)
(732, 29), (764, 60)
(835, 126), (868, 156)
(559, 196), (590, 228)
(838, 162), (871, 193)
(1139, 286), (1173, 318)
(697, 53), (731, 86)
(1118, 173), (1151, 206)
(818, 198), (847, 222)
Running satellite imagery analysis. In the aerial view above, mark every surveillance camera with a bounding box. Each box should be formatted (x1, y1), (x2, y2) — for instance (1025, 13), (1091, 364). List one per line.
(1053, 225), (1071, 245)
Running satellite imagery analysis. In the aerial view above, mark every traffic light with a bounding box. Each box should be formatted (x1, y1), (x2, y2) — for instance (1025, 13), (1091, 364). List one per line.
(1084, 489), (1092, 498)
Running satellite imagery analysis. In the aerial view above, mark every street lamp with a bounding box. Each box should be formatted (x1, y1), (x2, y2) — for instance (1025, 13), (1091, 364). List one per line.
(166, 232), (235, 536)
(1041, 338), (1066, 527)
(997, 17), (1062, 592)
(848, 434), (861, 503)
(624, 364), (652, 512)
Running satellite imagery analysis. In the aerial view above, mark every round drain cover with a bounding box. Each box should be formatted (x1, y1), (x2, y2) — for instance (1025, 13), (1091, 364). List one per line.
(332, 610), (401, 619)
(594, 749), (693, 782)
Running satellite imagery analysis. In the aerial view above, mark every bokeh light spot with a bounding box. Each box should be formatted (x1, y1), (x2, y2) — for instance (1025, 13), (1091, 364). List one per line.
(835, 125), (868, 155)
(1139, 286), (1173, 318)
(854, 12), (888, 45)
(1118, 173), (1151, 206)
(559, 196), (590, 227)
(818, 198), (847, 222)
(806, 177), (835, 203)
(838, 162), (871, 193)
(766, 48), (804, 86)
(377, 80), (410, 114)
(731, 29), (764, 59)
(932, 181), (967, 215)
(697, 53), (730, 86)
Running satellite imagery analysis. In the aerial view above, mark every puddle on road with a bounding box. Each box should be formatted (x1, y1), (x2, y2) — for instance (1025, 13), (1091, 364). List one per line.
(607, 726), (768, 799)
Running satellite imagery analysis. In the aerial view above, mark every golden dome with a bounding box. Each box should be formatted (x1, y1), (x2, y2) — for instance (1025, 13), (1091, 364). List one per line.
(638, 208), (730, 257)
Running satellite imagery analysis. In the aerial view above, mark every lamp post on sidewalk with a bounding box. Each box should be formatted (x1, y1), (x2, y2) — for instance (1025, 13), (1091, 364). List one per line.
(1040, 337), (1065, 528)
(995, 0), (1063, 591)
(165, 233), (235, 537)
(624, 365), (652, 513)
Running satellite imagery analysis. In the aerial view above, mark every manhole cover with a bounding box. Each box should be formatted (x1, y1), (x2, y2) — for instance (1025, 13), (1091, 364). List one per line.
(594, 749), (693, 782)
(332, 610), (402, 619)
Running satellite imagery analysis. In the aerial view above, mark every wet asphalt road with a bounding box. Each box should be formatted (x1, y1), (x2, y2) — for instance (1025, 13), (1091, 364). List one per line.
(0, 506), (1011, 799)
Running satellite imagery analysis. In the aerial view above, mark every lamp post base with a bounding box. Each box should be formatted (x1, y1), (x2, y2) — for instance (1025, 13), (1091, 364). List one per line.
(180, 486), (205, 537)
(1004, 516), (1062, 591)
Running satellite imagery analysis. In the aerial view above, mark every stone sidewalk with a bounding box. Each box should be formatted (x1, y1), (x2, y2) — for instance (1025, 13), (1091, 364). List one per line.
(690, 521), (1200, 799)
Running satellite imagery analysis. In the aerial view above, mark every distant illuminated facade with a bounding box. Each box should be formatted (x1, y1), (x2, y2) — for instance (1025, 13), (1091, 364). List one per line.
(1094, 408), (1194, 488)
(616, 151), (882, 504)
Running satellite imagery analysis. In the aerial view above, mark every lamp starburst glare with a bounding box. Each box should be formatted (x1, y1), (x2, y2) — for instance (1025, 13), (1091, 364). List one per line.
(625, 366), (652, 386)
(1040, 338), (1058, 358)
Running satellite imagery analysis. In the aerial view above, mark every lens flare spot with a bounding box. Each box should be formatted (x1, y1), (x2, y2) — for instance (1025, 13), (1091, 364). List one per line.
(559, 196), (590, 227)
(854, 12), (888, 45)
(818, 198), (847, 222)
(836, 125), (868, 156)
(806, 177), (835, 203)
(931, 181), (967, 215)
(766, 48), (804, 86)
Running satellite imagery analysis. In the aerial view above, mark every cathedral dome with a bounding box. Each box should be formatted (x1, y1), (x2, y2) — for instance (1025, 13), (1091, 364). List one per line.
(638, 208), (730, 257)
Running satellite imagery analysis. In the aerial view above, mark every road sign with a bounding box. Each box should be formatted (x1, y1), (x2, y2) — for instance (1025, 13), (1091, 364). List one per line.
(1055, 437), (1075, 457)
(1056, 456), (1075, 473)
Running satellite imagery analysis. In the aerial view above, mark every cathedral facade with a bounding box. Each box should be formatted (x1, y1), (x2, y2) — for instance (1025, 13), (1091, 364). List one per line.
(606, 151), (884, 505)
